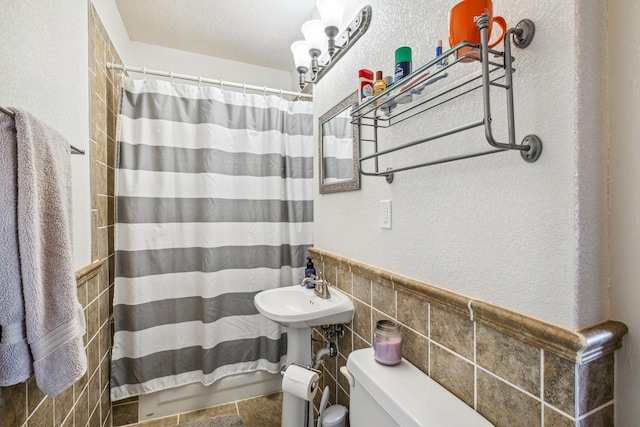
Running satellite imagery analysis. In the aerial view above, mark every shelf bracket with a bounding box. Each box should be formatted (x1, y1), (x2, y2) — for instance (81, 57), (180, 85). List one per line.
(477, 14), (542, 162)
(512, 19), (535, 49)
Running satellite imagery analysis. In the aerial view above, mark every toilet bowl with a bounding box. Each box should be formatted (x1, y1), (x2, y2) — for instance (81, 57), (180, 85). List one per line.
(343, 348), (493, 426)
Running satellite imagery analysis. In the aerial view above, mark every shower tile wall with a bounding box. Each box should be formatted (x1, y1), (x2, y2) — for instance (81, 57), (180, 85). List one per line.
(89, 3), (121, 426)
(0, 5), (118, 427)
(89, 2), (122, 425)
(310, 250), (622, 427)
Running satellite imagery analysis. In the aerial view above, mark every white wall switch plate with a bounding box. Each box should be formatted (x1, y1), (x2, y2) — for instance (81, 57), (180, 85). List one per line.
(380, 200), (391, 229)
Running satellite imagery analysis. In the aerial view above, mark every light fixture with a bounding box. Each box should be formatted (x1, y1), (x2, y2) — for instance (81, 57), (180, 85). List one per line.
(292, 5), (372, 89)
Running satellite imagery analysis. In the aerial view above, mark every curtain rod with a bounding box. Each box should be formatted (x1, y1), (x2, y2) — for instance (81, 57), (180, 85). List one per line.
(106, 62), (313, 100)
(0, 106), (85, 155)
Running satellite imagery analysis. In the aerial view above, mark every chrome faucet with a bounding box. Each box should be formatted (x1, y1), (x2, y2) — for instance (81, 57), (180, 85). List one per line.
(301, 272), (332, 299)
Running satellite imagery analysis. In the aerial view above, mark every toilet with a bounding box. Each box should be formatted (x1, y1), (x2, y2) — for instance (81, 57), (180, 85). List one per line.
(343, 348), (493, 427)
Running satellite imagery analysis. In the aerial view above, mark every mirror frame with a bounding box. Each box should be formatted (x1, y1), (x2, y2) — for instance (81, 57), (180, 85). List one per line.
(318, 91), (360, 194)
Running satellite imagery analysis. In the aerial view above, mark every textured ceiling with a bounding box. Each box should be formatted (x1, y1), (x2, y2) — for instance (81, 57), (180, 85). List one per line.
(114, 0), (318, 71)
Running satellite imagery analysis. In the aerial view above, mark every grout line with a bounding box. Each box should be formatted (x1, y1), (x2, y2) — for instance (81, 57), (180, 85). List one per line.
(473, 321), (477, 410)
(394, 287), (398, 319)
(574, 361), (580, 419)
(371, 306), (427, 340)
(427, 303), (431, 377)
(351, 330), (371, 346)
(351, 293), (370, 306)
(540, 349), (545, 426)
(542, 402), (576, 422)
(576, 400), (614, 421)
(476, 365), (543, 403)
(60, 409), (73, 427)
(430, 338), (474, 365)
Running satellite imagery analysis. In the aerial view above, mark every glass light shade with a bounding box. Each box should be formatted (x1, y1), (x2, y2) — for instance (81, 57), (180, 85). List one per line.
(316, 0), (346, 29)
(301, 20), (326, 54)
(291, 41), (310, 69)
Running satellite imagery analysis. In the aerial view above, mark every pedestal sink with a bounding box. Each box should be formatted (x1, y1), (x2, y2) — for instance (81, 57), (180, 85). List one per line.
(254, 285), (354, 427)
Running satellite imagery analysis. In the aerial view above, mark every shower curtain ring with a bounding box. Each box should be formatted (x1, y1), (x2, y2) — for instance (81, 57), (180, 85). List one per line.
(170, 71), (174, 85)
(220, 78), (224, 90)
(198, 76), (202, 88)
(243, 82), (246, 94)
(263, 86), (267, 96)
(280, 88), (283, 98)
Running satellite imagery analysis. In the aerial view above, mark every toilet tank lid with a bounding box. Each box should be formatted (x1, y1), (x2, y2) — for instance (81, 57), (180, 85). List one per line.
(346, 348), (493, 427)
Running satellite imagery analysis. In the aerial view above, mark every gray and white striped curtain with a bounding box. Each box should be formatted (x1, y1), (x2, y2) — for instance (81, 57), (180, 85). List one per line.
(110, 76), (313, 401)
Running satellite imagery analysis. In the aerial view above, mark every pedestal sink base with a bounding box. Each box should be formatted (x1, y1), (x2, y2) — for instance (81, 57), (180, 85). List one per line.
(281, 327), (312, 427)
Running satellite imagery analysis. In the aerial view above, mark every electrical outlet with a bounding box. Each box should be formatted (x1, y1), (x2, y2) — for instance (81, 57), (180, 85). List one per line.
(380, 200), (391, 229)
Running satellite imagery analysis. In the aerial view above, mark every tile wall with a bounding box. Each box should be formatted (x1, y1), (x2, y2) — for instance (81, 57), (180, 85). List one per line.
(0, 5), (118, 426)
(309, 248), (626, 427)
(89, 2), (121, 426)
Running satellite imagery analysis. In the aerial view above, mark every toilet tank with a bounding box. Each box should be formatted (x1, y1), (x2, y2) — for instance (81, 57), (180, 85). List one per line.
(345, 348), (493, 427)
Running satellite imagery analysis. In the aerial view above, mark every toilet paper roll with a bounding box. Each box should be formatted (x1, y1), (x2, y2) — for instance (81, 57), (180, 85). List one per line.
(282, 365), (319, 401)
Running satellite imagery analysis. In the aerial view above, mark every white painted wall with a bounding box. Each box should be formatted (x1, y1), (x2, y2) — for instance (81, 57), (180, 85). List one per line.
(128, 42), (294, 92)
(1, 1), (90, 268)
(609, 1), (640, 425)
(314, 0), (608, 329)
(91, 0), (133, 63)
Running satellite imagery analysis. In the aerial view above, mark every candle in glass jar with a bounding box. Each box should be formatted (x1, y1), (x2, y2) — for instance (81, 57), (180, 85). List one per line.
(373, 320), (402, 365)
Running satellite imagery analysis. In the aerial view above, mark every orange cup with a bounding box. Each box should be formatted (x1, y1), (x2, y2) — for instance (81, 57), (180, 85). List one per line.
(448, 0), (507, 61)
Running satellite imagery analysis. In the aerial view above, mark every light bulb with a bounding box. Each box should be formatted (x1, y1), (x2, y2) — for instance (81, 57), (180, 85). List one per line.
(316, 0), (346, 32)
(301, 19), (325, 57)
(291, 41), (310, 70)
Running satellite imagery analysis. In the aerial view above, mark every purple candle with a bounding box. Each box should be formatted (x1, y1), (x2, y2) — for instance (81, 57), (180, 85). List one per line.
(373, 320), (402, 365)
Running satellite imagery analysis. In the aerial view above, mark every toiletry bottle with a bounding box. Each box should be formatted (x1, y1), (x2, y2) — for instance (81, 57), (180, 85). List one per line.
(394, 47), (412, 104)
(305, 257), (316, 288)
(380, 76), (396, 116)
(358, 69), (374, 104)
(394, 46), (412, 83)
(372, 71), (386, 106)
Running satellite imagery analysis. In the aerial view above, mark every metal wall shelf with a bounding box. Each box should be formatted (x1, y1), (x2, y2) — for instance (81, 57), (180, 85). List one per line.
(351, 15), (541, 183)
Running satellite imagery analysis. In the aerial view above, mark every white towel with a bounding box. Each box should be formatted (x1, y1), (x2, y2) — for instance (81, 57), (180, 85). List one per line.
(0, 114), (33, 386)
(13, 109), (87, 397)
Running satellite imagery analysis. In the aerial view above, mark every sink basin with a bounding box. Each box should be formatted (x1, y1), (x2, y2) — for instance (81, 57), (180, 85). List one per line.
(254, 285), (354, 328)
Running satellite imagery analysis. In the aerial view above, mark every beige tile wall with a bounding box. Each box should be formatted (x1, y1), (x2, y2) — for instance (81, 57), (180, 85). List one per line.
(310, 248), (625, 427)
(90, 3), (121, 426)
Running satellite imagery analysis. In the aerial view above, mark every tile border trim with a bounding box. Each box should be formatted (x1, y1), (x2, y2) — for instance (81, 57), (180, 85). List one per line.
(76, 260), (104, 286)
(309, 248), (627, 364)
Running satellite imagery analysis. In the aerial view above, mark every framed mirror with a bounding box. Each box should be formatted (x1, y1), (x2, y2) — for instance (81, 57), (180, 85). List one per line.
(319, 91), (360, 194)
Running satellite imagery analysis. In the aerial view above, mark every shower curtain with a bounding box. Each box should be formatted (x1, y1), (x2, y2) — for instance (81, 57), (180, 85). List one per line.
(110, 76), (314, 401)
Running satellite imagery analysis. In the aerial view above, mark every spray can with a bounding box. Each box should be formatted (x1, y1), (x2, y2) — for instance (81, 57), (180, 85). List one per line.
(394, 47), (412, 83)
(358, 69), (374, 104)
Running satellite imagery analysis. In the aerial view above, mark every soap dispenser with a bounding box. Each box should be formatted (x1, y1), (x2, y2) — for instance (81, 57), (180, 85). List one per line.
(305, 257), (316, 288)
